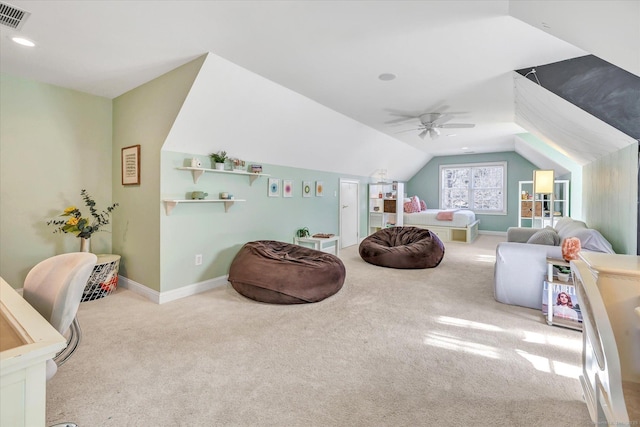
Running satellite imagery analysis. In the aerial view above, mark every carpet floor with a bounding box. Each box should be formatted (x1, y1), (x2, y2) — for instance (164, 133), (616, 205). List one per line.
(47, 235), (592, 426)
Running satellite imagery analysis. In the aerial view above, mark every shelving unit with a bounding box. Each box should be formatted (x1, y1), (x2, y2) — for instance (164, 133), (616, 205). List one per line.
(177, 166), (270, 185)
(163, 199), (246, 215)
(518, 180), (569, 228)
(368, 182), (404, 235)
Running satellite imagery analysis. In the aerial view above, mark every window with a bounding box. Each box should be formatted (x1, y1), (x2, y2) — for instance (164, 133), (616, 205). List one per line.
(440, 162), (506, 214)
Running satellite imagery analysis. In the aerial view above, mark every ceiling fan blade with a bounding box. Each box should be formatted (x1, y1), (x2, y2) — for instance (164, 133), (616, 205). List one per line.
(438, 123), (476, 129)
(429, 128), (440, 138)
(395, 127), (424, 134)
(418, 129), (428, 139)
(385, 115), (420, 125)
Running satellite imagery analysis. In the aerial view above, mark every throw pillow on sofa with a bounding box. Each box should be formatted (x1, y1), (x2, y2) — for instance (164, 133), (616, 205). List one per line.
(555, 217), (588, 240)
(526, 226), (560, 246)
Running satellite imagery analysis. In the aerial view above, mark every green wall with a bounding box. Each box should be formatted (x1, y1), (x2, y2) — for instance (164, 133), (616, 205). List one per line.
(406, 151), (540, 232)
(0, 73), (112, 287)
(111, 56), (206, 291)
(160, 151), (369, 292)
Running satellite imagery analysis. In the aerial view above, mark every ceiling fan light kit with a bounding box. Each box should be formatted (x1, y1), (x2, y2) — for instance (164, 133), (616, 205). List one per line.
(398, 112), (475, 140)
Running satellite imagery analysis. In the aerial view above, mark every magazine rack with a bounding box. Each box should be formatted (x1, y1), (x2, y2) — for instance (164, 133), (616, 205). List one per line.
(542, 258), (582, 330)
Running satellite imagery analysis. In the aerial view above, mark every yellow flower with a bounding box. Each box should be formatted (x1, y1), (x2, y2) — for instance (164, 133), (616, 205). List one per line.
(64, 206), (77, 214)
(66, 217), (79, 226)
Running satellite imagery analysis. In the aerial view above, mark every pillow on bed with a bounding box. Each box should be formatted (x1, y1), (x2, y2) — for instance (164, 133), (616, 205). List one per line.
(404, 196), (421, 213)
(420, 200), (427, 211)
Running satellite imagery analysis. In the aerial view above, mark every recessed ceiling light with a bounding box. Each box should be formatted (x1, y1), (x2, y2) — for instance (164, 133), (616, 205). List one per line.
(461, 147), (468, 150)
(11, 36), (35, 47)
(378, 73), (396, 81)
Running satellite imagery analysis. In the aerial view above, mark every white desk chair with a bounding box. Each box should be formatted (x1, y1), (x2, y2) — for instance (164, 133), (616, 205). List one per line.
(22, 253), (97, 380)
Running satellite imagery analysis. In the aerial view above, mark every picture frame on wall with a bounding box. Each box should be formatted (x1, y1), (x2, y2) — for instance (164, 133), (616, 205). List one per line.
(316, 181), (324, 197)
(283, 180), (293, 198)
(268, 178), (280, 197)
(121, 144), (140, 185)
(302, 181), (312, 198)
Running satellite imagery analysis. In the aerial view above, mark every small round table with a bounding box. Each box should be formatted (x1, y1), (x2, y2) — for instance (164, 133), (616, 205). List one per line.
(81, 254), (121, 302)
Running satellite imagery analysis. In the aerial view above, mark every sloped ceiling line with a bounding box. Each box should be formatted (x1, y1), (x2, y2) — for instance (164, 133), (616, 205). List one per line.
(513, 72), (636, 166)
(516, 55), (640, 141)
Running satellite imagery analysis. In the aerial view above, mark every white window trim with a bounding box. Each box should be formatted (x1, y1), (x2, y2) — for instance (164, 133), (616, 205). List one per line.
(439, 161), (507, 215)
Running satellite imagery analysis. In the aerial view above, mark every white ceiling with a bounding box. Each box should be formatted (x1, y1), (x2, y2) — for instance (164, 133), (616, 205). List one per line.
(1, 1), (638, 160)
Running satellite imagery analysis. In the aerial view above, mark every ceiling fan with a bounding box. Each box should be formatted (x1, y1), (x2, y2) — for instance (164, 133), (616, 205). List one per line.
(396, 113), (475, 139)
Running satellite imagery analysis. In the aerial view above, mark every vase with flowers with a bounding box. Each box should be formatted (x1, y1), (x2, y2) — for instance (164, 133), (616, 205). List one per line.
(47, 189), (119, 253)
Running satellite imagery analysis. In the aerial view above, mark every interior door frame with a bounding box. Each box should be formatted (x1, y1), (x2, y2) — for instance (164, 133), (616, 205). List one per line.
(339, 178), (360, 249)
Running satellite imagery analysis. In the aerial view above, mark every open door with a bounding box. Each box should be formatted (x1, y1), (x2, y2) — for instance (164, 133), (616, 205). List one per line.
(339, 179), (359, 248)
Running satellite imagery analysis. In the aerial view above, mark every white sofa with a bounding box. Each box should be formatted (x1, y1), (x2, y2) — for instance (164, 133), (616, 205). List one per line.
(494, 217), (615, 310)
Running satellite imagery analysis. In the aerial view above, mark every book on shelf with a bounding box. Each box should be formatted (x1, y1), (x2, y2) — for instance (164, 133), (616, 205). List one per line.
(542, 279), (583, 331)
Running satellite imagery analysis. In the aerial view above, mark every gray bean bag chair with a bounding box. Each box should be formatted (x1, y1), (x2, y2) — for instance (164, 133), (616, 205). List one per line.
(359, 226), (445, 269)
(228, 240), (345, 304)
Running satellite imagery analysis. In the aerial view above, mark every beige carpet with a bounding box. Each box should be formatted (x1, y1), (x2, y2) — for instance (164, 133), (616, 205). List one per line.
(47, 235), (592, 426)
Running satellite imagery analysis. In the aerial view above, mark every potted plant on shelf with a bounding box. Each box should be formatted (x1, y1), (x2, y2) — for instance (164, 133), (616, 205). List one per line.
(209, 150), (228, 170)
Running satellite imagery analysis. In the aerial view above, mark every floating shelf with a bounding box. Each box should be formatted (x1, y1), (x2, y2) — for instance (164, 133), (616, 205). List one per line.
(163, 199), (246, 215)
(177, 167), (270, 185)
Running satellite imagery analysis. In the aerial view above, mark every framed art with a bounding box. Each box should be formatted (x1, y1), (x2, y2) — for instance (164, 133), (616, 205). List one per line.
(268, 178), (280, 197)
(302, 181), (312, 198)
(283, 180), (293, 198)
(121, 144), (140, 185)
(316, 181), (324, 197)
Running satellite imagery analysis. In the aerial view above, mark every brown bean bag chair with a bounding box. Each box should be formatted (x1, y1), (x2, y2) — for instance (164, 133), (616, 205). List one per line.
(228, 240), (345, 304)
(359, 226), (445, 269)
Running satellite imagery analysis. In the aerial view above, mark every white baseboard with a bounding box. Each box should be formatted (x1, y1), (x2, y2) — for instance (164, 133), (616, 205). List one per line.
(118, 275), (229, 304)
(478, 230), (507, 237)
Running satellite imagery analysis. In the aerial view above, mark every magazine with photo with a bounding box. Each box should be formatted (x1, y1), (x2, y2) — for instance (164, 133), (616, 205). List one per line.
(542, 280), (583, 330)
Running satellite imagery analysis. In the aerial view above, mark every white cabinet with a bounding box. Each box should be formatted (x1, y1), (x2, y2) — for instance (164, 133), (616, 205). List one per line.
(368, 182), (404, 235)
(518, 180), (569, 228)
(1, 278), (67, 427)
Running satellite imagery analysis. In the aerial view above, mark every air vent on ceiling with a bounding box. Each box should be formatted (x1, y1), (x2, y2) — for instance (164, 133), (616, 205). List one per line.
(0, 2), (30, 30)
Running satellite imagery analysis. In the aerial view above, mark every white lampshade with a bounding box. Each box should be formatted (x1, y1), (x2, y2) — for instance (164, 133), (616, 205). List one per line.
(534, 170), (554, 194)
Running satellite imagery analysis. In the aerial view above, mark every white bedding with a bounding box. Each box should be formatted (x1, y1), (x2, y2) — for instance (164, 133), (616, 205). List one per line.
(403, 209), (476, 228)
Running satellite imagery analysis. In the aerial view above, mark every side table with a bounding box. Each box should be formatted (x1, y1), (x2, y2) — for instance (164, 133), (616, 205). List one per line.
(294, 236), (340, 256)
(82, 254), (121, 302)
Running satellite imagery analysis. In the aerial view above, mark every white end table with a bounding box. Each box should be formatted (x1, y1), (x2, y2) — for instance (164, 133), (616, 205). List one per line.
(294, 236), (340, 256)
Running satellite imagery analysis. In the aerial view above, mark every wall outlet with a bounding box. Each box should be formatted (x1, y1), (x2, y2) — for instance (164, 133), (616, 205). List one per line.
(195, 254), (202, 266)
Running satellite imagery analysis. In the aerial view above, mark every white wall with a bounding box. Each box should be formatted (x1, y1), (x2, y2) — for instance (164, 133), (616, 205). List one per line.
(583, 143), (638, 254)
(162, 53), (431, 183)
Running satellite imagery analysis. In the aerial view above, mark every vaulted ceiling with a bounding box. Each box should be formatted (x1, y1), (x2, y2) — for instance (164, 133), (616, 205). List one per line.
(1, 1), (638, 174)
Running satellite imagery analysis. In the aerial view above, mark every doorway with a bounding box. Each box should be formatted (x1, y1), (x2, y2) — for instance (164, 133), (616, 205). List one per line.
(340, 179), (360, 248)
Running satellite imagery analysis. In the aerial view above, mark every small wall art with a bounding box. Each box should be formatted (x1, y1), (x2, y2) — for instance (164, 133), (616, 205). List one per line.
(283, 180), (293, 198)
(302, 181), (312, 198)
(316, 181), (324, 197)
(121, 144), (140, 185)
(268, 178), (280, 197)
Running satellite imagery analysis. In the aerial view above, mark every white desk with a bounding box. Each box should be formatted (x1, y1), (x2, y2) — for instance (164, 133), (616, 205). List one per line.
(294, 235), (340, 256)
(1, 277), (67, 427)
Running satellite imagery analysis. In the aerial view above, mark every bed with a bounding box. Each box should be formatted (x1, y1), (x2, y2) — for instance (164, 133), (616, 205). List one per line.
(403, 209), (479, 243)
